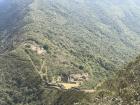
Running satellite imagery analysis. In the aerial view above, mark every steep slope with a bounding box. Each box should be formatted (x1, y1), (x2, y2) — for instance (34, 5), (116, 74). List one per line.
(0, 0), (140, 105)
(54, 55), (140, 105)
(95, 55), (140, 105)
(0, 0), (140, 84)
(0, 49), (44, 105)
(1, 0), (140, 85)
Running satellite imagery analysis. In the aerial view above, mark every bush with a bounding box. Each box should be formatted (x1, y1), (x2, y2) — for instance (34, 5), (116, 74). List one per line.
(43, 44), (49, 51)
(79, 65), (84, 70)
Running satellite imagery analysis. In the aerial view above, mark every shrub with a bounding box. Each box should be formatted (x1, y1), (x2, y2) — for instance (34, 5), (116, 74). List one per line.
(79, 65), (84, 70)
(43, 44), (49, 51)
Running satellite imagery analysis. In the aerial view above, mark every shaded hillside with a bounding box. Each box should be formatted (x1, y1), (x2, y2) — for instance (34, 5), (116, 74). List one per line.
(92, 55), (140, 105)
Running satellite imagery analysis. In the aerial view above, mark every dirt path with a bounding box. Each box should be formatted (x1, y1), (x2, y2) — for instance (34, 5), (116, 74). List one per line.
(40, 60), (45, 71)
(26, 51), (48, 81)
(81, 89), (96, 93)
(58, 83), (80, 89)
(26, 52), (39, 72)
(57, 83), (96, 93)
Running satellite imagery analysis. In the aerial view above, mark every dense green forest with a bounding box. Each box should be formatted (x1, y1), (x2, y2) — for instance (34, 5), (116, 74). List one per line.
(0, 0), (140, 105)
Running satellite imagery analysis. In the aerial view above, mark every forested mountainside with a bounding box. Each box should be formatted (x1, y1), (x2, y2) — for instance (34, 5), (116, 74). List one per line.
(54, 55), (140, 105)
(0, 0), (140, 105)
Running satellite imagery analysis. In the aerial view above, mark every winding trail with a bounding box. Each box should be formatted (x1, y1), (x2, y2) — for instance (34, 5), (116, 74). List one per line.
(26, 51), (39, 73)
(40, 60), (45, 72)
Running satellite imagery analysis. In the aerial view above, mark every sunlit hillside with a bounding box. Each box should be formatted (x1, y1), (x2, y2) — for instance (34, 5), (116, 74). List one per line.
(0, 0), (140, 105)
